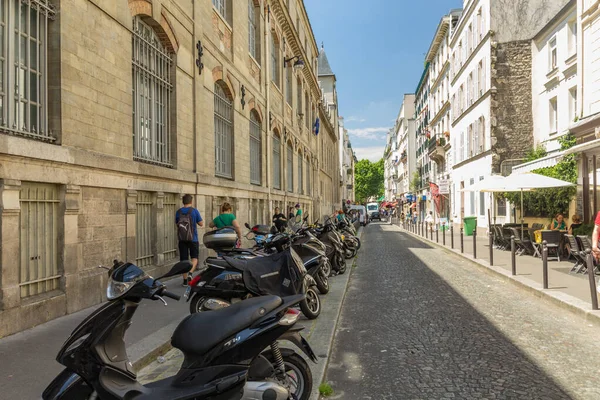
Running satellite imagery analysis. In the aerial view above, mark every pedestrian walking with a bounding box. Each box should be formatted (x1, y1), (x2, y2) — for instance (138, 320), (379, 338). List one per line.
(425, 211), (434, 232)
(175, 194), (204, 286)
(272, 207), (287, 233)
(295, 203), (303, 223)
(209, 202), (243, 248)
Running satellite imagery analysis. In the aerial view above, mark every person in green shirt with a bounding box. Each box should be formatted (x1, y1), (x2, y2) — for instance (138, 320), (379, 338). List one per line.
(550, 213), (567, 231)
(209, 202), (242, 246)
(295, 203), (302, 223)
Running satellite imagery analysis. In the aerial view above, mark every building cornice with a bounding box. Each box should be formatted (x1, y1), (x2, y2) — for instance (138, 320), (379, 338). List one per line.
(425, 17), (450, 63)
(449, 0), (479, 47)
(430, 61), (449, 91)
(429, 101), (450, 126)
(452, 149), (492, 169)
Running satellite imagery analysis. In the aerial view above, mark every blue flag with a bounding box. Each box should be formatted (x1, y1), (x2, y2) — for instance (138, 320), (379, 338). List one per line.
(313, 117), (320, 135)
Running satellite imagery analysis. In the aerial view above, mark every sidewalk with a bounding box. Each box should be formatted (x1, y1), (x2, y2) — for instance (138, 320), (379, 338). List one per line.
(0, 277), (190, 400)
(399, 222), (600, 323)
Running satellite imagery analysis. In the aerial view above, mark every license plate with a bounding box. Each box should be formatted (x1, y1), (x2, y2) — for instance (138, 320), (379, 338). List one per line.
(184, 286), (191, 300)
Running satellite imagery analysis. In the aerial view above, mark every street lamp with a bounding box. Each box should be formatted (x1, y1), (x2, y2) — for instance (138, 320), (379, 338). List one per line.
(284, 55), (305, 70)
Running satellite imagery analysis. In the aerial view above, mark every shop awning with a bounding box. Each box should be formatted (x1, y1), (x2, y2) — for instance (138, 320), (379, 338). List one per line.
(511, 151), (564, 174)
(377, 195), (385, 202)
(563, 138), (600, 156)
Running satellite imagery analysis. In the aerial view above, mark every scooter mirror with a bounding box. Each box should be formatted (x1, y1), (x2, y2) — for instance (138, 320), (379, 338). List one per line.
(155, 261), (192, 282)
(245, 222), (251, 230)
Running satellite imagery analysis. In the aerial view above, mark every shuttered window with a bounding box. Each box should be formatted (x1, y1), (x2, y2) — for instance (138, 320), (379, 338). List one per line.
(163, 193), (178, 261)
(287, 142), (293, 192)
(136, 191), (153, 267)
(249, 110), (261, 185)
(273, 133), (281, 189)
(19, 182), (59, 297)
(132, 17), (173, 167)
(214, 81), (233, 178)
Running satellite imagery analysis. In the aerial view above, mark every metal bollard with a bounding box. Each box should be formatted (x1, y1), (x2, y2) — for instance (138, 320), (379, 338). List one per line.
(488, 231), (494, 266)
(542, 240), (548, 289)
(511, 235), (516, 276)
(425, 223), (429, 239)
(436, 226), (439, 243)
(443, 225), (446, 246)
(460, 227), (464, 253)
(473, 228), (477, 259)
(450, 225), (454, 249)
(585, 251), (599, 310)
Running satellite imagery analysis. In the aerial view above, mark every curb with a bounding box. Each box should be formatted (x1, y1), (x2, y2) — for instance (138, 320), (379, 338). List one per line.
(310, 226), (363, 400)
(400, 225), (600, 327)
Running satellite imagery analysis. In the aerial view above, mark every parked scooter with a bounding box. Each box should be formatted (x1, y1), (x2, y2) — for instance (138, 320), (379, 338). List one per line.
(311, 218), (347, 275)
(42, 260), (317, 400)
(186, 229), (322, 320)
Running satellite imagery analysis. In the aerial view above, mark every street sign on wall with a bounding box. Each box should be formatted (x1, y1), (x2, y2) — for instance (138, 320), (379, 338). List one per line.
(439, 179), (450, 195)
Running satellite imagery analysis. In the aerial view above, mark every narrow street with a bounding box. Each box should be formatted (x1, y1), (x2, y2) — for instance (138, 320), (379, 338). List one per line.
(325, 222), (600, 399)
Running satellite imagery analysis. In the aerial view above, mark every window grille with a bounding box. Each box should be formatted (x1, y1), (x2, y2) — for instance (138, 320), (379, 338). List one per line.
(249, 110), (261, 185)
(248, 0), (257, 60)
(19, 182), (59, 298)
(298, 153), (303, 194)
(287, 142), (293, 192)
(0, 0), (55, 141)
(273, 133), (281, 189)
(163, 193), (178, 261)
(213, 0), (226, 18)
(214, 81), (233, 178)
(132, 17), (173, 167)
(136, 191), (154, 267)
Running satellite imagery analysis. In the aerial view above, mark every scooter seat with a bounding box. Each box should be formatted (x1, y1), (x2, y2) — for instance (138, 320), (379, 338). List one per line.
(171, 295), (283, 356)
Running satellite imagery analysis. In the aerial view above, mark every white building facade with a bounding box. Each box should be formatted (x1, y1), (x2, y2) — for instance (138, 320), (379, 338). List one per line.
(339, 117), (355, 204)
(395, 94), (416, 203)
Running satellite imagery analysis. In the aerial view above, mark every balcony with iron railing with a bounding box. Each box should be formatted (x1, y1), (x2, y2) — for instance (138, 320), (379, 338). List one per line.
(428, 134), (450, 165)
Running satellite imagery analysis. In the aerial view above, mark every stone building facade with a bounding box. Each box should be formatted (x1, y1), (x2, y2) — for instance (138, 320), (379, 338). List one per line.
(0, 0), (340, 337)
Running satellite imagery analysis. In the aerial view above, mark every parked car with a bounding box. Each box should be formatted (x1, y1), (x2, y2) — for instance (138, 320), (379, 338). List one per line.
(370, 211), (381, 221)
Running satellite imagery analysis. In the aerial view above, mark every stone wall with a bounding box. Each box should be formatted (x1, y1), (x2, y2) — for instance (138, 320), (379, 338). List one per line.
(490, 40), (534, 174)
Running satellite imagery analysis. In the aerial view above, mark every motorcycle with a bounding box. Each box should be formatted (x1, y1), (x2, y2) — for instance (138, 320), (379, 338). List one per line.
(311, 218), (347, 275)
(42, 260), (317, 400)
(187, 229), (322, 320)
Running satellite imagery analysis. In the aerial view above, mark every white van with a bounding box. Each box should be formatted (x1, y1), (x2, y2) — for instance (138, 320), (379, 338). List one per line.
(366, 202), (379, 219)
(347, 205), (367, 225)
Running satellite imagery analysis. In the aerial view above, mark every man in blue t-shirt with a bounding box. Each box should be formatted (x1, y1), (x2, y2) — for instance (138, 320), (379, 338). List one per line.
(175, 194), (204, 286)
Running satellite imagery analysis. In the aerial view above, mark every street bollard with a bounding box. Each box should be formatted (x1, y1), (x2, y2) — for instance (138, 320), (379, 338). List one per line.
(460, 227), (464, 253)
(417, 222), (420, 235)
(542, 240), (549, 289)
(425, 223), (429, 240)
(436, 226), (439, 243)
(450, 225), (454, 249)
(443, 225), (446, 246)
(473, 228), (477, 259)
(585, 251), (599, 310)
(511, 235), (516, 276)
(488, 231), (494, 266)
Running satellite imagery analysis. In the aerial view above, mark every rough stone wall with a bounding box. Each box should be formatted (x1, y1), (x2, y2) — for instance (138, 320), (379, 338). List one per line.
(490, 40), (534, 174)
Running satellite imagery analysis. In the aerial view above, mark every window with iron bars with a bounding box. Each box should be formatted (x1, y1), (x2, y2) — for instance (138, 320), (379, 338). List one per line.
(214, 81), (234, 178)
(19, 182), (60, 298)
(0, 0), (55, 141)
(163, 193), (178, 261)
(132, 17), (174, 167)
(249, 110), (261, 185)
(136, 191), (154, 267)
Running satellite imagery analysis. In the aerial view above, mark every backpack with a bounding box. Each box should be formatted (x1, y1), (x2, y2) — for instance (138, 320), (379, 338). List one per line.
(177, 208), (194, 242)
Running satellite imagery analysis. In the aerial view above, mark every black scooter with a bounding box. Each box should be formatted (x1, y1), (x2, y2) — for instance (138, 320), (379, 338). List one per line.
(42, 260), (317, 400)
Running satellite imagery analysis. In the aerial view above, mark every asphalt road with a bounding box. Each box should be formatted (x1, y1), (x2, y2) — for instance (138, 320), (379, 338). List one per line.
(0, 277), (189, 399)
(325, 222), (600, 399)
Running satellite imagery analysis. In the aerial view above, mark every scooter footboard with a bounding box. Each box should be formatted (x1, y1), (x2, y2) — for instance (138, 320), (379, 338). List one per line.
(42, 369), (93, 400)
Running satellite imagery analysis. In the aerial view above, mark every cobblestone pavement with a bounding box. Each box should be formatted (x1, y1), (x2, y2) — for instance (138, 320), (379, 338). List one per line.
(324, 223), (600, 400)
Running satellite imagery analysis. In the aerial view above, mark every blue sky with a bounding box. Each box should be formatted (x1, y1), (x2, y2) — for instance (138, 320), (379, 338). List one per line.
(304, 0), (462, 162)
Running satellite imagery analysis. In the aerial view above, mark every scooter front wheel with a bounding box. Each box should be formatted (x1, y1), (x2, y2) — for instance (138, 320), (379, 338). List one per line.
(315, 271), (329, 294)
(300, 286), (321, 319)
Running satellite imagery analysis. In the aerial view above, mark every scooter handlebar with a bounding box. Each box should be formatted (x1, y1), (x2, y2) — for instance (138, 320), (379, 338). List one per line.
(162, 290), (181, 301)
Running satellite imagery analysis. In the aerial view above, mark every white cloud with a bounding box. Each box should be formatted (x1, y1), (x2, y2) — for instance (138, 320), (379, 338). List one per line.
(345, 116), (366, 123)
(347, 127), (390, 140)
(354, 146), (385, 162)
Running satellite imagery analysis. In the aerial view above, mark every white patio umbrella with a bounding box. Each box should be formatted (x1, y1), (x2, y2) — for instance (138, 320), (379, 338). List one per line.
(501, 172), (576, 236)
(460, 175), (510, 226)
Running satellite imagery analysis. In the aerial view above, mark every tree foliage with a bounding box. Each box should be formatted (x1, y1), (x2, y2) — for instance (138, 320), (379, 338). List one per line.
(502, 134), (577, 219)
(354, 158), (385, 203)
(409, 171), (421, 193)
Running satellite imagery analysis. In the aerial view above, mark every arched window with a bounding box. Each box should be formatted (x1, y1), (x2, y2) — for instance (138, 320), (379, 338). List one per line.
(271, 32), (280, 87)
(249, 110), (261, 185)
(214, 81), (234, 178)
(298, 151), (304, 194)
(306, 156), (311, 195)
(273, 131), (281, 189)
(133, 16), (174, 166)
(287, 141), (293, 192)
(297, 77), (303, 118)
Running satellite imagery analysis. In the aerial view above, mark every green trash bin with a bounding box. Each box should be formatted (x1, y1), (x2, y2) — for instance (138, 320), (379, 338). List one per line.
(463, 216), (477, 236)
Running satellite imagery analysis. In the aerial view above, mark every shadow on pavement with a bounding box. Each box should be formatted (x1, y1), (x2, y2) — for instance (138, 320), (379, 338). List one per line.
(326, 223), (572, 399)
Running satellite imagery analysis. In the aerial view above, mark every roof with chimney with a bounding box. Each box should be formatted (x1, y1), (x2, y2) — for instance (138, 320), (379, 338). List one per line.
(318, 45), (335, 77)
